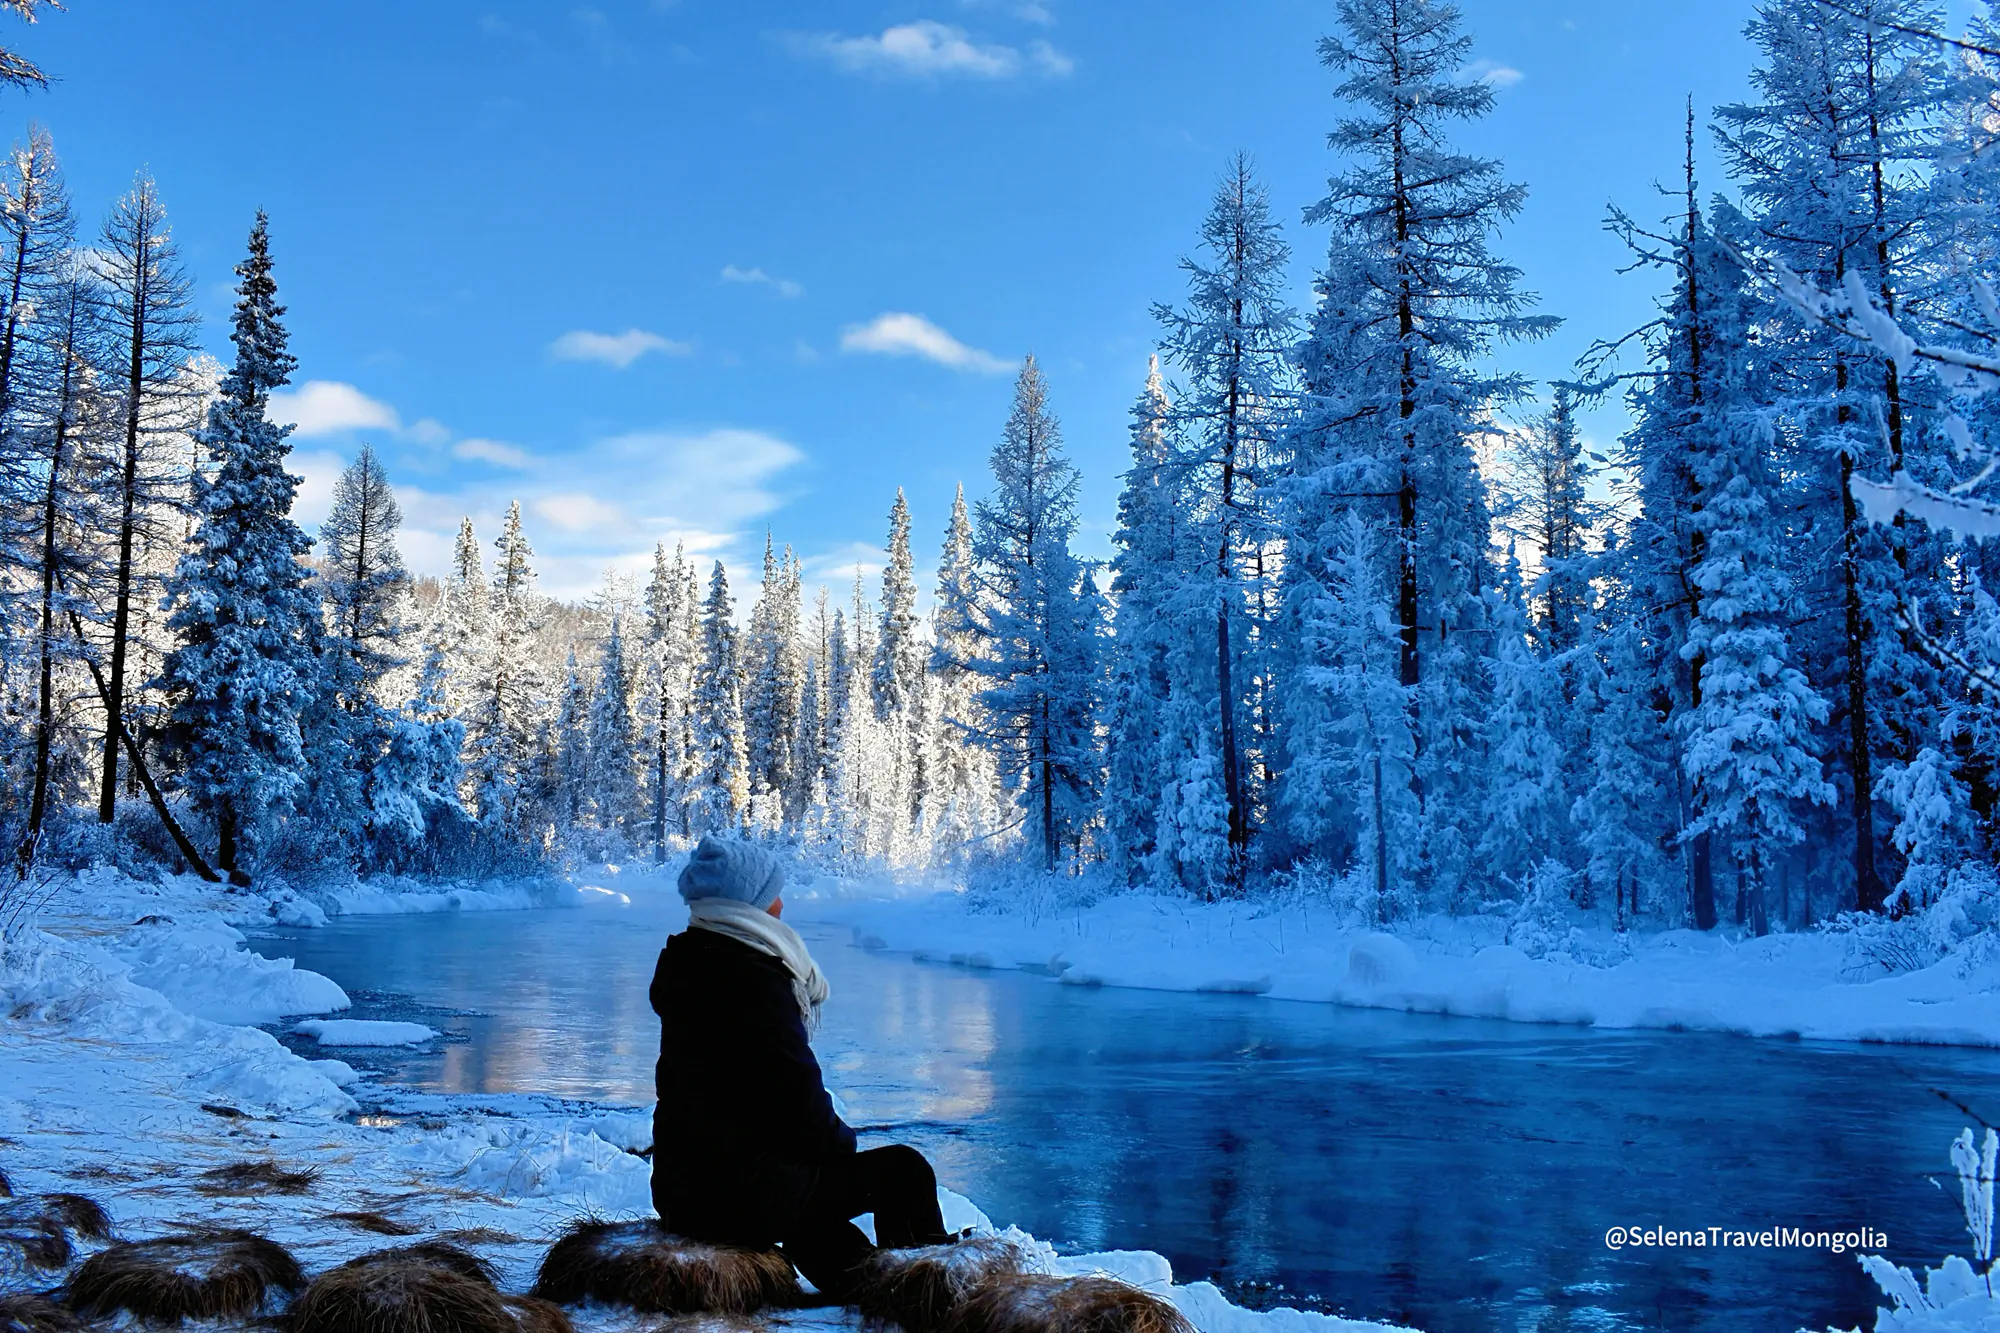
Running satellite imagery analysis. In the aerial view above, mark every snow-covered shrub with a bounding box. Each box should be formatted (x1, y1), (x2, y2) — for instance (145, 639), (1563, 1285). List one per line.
(1504, 859), (1576, 959)
(1829, 866), (2000, 979)
(1822, 1128), (1999, 1332)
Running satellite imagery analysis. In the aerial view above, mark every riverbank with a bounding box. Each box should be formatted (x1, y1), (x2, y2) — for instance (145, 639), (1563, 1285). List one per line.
(782, 875), (2000, 1049)
(0, 865), (1405, 1333)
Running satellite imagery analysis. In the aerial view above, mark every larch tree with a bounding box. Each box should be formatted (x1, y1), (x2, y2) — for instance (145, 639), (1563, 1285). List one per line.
(95, 170), (201, 823)
(1289, 0), (1554, 901)
(318, 442), (408, 707)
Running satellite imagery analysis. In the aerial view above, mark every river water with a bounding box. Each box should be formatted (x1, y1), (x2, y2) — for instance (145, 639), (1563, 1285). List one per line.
(253, 889), (1998, 1333)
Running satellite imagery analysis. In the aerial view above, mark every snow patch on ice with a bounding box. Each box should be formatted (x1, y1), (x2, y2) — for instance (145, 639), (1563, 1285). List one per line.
(294, 1018), (438, 1046)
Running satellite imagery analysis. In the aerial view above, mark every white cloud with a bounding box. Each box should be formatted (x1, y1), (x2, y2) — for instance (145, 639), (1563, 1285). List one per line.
(840, 312), (1011, 373)
(394, 427), (807, 600)
(787, 20), (1072, 81)
(549, 327), (694, 368)
(288, 450), (348, 532)
(269, 380), (401, 437)
(407, 417), (452, 446)
(960, 0), (1055, 24)
(1464, 58), (1523, 88)
(453, 437), (533, 468)
(722, 264), (804, 298)
(536, 491), (629, 533)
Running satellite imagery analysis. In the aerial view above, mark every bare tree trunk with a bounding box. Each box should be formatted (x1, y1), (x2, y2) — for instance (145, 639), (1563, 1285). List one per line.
(98, 297), (146, 823)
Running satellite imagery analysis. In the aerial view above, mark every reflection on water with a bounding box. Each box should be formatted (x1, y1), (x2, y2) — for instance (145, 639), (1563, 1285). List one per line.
(258, 892), (2000, 1333)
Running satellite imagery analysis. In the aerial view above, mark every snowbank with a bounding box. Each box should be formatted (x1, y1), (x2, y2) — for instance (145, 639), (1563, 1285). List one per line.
(107, 917), (350, 1023)
(294, 1018), (438, 1046)
(787, 881), (2000, 1048)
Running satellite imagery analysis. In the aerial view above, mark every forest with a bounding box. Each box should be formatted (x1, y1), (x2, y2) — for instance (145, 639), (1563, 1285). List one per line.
(3, 0), (1999, 965)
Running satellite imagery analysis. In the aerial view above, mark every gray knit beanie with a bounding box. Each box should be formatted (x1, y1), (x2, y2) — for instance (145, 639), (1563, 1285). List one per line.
(677, 834), (786, 910)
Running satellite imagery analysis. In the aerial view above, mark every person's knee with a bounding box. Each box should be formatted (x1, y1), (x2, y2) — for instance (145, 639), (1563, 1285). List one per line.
(875, 1143), (936, 1190)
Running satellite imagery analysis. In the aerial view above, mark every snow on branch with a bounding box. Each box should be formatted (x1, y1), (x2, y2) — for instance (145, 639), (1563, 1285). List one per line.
(1728, 239), (2000, 540)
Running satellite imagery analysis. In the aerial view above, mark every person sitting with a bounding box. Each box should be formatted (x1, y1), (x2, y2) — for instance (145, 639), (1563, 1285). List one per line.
(650, 834), (953, 1300)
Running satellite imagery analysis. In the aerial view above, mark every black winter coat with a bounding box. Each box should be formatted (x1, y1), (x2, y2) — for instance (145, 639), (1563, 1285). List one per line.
(649, 926), (856, 1243)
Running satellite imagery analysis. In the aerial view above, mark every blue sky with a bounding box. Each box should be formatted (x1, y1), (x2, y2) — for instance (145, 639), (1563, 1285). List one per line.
(12, 1), (1983, 601)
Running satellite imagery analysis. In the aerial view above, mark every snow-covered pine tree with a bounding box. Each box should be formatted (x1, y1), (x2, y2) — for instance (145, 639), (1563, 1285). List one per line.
(1290, 0), (1556, 904)
(95, 170), (203, 824)
(551, 649), (588, 831)
(688, 560), (747, 834)
(1497, 385), (1597, 653)
(927, 484), (1001, 858)
(585, 613), (639, 834)
(962, 356), (1105, 870)
(368, 639), (469, 872)
(1675, 237), (1836, 937)
(155, 214), (317, 875)
(1153, 154), (1298, 884)
(1569, 539), (1677, 926)
(440, 517), (488, 717)
(1600, 117), (1736, 928)
(465, 501), (547, 834)
(641, 540), (698, 856)
(1103, 358), (1179, 883)
(1476, 554), (1571, 884)
(1715, 0), (1955, 914)
(1281, 510), (1417, 914)
(873, 489), (928, 838)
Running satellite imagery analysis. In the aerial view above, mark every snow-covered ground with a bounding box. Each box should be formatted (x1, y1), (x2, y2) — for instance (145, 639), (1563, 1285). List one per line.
(782, 877), (2000, 1049)
(0, 865), (1408, 1333)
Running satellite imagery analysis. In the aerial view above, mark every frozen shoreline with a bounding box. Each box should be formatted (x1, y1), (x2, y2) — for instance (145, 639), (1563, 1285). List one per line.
(0, 866), (1405, 1333)
(783, 877), (2000, 1050)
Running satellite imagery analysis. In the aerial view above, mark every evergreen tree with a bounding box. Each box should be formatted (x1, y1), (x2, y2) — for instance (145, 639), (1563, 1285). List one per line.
(440, 516), (488, 716)
(874, 489), (927, 835)
(1715, 0), (1955, 913)
(1290, 0), (1556, 902)
(368, 640), (469, 870)
(466, 501), (546, 832)
(688, 560), (747, 833)
(155, 214), (316, 874)
(1497, 385), (1597, 652)
(551, 649), (588, 830)
(641, 540), (698, 855)
(1153, 154), (1298, 882)
(1103, 359), (1179, 882)
(962, 357), (1105, 869)
(586, 613), (639, 832)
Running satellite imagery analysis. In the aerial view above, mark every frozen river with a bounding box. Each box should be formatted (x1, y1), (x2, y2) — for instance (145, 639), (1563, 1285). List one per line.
(255, 888), (1995, 1333)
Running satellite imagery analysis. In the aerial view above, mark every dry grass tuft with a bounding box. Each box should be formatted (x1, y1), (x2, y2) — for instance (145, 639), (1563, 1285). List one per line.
(0, 1292), (89, 1333)
(432, 1230), (522, 1249)
(68, 1229), (305, 1322)
(502, 1295), (572, 1333)
(646, 1314), (770, 1333)
(942, 1275), (1193, 1333)
(0, 1192), (112, 1272)
(851, 1239), (1024, 1333)
(290, 1246), (527, 1333)
(37, 1194), (111, 1241)
(531, 1221), (799, 1315)
(195, 1161), (321, 1197)
(324, 1213), (421, 1238)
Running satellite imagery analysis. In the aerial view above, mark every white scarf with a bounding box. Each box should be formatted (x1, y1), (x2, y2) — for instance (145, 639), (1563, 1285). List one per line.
(686, 897), (830, 1026)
